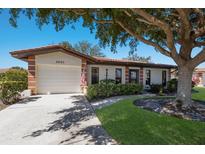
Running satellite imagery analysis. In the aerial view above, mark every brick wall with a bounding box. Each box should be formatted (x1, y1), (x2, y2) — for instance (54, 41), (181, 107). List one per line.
(28, 56), (36, 94)
(139, 67), (143, 85)
(125, 66), (129, 83)
(81, 58), (88, 94)
(168, 69), (171, 80)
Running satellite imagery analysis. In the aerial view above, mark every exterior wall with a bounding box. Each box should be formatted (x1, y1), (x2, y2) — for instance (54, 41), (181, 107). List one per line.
(87, 64), (126, 84)
(168, 69), (171, 80)
(125, 66), (129, 83)
(139, 67), (143, 85)
(81, 58), (88, 94)
(143, 68), (169, 88)
(35, 51), (81, 66)
(28, 56), (37, 94)
(88, 65), (170, 89)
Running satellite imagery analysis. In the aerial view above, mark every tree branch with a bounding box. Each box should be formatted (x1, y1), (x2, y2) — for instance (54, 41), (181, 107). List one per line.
(56, 8), (87, 15)
(194, 41), (205, 47)
(130, 8), (176, 54)
(191, 48), (205, 67)
(192, 8), (204, 26)
(192, 27), (205, 39)
(123, 10), (153, 25)
(116, 20), (171, 57)
(176, 9), (191, 40)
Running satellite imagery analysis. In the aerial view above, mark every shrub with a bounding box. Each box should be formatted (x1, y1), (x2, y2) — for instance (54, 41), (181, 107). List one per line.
(0, 81), (27, 104)
(150, 84), (163, 93)
(0, 68), (27, 104)
(0, 68), (27, 82)
(167, 78), (196, 93)
(86, 80), (143, 100)
(192, 80), (196, 87)
(167, 78), (178, 93)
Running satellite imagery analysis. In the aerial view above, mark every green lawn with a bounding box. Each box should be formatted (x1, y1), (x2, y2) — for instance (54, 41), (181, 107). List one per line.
(192, 87), (205, 102)
(96, 93), (205, 144)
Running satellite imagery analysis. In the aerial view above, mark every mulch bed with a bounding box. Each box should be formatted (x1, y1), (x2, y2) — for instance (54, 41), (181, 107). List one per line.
(134, 98), (205, 122)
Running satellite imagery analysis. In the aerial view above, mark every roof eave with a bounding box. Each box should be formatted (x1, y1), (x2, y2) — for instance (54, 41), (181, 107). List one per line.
(10, 45), (96, 63)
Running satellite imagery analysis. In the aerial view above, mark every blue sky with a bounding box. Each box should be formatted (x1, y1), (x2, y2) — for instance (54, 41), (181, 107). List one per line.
(0, 9), (204, 68)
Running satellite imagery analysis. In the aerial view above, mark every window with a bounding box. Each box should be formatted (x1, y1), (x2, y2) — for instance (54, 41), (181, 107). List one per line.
(162, 70), (167, 87)
(115, 68), (122, 84)
(145, 70), (151, 85)
(129, 69), (139, 83)
(91, 67), (99, 84)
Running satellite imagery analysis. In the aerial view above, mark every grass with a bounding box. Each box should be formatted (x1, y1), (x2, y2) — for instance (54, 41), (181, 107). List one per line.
(96, 95), (205, 144)
(192, 87), (205, 102)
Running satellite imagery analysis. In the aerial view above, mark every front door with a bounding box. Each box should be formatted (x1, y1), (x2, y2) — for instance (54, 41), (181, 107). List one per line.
(129, 69), (139, 83)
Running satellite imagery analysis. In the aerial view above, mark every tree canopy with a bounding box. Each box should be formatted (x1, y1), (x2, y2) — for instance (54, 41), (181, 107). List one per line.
(7, 9), (205, 66)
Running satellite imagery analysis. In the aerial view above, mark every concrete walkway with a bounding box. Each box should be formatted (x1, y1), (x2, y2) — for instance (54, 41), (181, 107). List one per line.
(0, 94), (116, 145)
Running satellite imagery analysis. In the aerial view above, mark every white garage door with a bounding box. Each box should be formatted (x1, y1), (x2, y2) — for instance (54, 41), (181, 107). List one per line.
(37, 64), (81, 94)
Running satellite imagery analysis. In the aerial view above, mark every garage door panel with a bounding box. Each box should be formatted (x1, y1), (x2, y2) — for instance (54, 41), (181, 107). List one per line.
(37, 65), (81, 94)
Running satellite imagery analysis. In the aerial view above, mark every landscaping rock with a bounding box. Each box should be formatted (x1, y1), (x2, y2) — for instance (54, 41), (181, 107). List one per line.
(134, 98), (205, 122)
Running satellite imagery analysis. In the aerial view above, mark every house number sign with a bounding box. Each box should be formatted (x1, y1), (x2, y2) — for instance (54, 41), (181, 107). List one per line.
(56, 60), (64, 64)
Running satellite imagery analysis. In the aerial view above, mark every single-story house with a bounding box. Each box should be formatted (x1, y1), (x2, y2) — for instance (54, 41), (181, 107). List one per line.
(10, 45), (176, 94)
(192, 68), (205, 87)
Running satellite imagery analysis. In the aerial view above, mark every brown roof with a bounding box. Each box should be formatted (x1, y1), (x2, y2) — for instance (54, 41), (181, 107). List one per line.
(93, 56), (147, 63)
(10, 45), (96, 62)
(93, 56), (176, 68)
(10, 45), (177, 69)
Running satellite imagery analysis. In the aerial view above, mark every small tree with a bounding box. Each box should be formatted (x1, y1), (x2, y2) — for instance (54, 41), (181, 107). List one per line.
(59, 41), (73, 49)
(6, 8), (205, 107)
(59, 40), (105, 57)
(124, 52), (151, 63)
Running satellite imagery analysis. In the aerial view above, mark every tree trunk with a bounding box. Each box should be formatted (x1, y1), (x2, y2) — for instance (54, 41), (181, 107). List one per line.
(176, 65), (194, 107)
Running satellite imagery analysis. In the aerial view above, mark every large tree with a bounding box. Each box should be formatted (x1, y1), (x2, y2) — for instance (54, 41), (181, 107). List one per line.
(7, 8), (205, 107)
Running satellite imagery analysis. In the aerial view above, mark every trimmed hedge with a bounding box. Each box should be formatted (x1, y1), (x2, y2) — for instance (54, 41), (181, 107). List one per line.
(87, 80), (143, 100)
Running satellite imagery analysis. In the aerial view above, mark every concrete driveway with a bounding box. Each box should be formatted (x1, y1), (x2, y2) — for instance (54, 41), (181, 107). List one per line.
(0, 94), (115, 145)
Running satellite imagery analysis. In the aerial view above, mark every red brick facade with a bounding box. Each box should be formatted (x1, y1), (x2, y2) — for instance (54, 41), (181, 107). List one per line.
(28, 56), (37, 94)
(168, 69), (171, 80)
(125, 66), (129, 83)
(139, 67), (144, 85)
(81, 58), (88, 94)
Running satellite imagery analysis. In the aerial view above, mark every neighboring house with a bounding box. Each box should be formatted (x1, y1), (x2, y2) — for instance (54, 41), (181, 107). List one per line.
(10, 45), (176, 94)
(193, 68), (205, 87)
